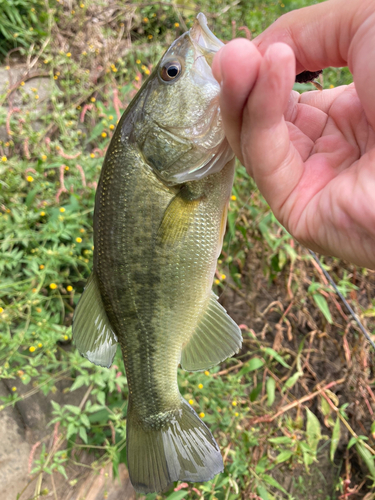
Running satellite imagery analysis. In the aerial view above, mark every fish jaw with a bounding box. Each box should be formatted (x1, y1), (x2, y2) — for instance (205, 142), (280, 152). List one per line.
(189, 13), (224, 63)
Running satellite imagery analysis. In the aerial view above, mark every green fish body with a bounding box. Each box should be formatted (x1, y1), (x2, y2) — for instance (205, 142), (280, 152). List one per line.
(73, 14), (242, 493)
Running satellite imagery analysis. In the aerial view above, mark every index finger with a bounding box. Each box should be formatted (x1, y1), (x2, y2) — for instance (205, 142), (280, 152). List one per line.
(253, 0), (373, 74)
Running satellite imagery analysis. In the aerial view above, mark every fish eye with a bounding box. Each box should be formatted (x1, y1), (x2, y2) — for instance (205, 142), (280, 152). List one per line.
(160, 60), (182, 82)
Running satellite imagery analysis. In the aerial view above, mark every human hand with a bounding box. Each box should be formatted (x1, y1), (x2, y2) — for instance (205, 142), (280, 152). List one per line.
(212, 0), (375, 269)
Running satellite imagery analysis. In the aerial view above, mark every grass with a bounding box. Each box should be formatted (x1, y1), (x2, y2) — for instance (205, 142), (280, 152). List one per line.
(0, 0), (374, 499)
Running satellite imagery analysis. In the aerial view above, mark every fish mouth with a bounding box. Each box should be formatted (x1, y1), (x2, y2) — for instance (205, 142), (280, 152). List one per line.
(189, 13), (223, 60)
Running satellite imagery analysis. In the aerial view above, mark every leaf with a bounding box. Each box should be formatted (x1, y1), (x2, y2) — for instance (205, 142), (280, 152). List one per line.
(79, 426), (88, 444)
(165, 490), (188, 500)
(97, 391), (106, 406)
(262, 474), (288, 495)
(238, 357), (264, 376)
(256, 485), (270, 500)
(268, 436), (293, 445)
(264, 347), (291, 368)
(250, 382), (262, 402)
(283, 371), (302, 392)
(312, 293), (333, 324)
(65, 404), (81, 415)
(320, 395), (332, 417)
(66, 423), (77, 440)
(347, 437), (358, 450)
(266, 377), (276, 406)
(80, 414), (91, 428)
(275, 450), (293, 464)
(355, 442), (375, 480)
(70, 375), (87, 392)
(306, 408), (322, 453)
(330, 416), (341, 462)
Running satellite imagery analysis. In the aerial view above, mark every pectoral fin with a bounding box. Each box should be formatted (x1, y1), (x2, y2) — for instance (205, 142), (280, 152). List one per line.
(72, 272), (118, 368)
(158, 193), (201, 246)
(180, 292), (242, 371)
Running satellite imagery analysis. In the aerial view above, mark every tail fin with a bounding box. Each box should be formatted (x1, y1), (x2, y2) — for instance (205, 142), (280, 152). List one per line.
(127, 398), (223, 493)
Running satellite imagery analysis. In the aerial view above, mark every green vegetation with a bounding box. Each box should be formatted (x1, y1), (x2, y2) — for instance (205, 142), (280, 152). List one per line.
(0, 1), (373, 499)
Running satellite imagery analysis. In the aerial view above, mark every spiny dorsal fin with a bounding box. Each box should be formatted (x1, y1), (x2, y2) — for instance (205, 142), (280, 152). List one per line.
(72, 272), (118, 368)
(180, 292), (242, 371)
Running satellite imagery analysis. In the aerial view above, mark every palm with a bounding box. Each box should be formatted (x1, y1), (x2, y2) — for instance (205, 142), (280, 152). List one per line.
(280, 86), (375, 266)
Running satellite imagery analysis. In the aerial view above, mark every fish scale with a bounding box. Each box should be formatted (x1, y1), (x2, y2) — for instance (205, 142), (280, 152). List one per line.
(72, 13), (242, 493)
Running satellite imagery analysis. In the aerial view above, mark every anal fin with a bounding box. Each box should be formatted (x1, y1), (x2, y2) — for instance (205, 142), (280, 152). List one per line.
(72, 272), (118, 368)
(180, 292), (242, 371)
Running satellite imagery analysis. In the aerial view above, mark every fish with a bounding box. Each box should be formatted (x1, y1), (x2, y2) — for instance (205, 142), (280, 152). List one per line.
(72, 13), (242, 494)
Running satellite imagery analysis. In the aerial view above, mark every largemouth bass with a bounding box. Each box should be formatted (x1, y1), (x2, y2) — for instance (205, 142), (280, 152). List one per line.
(72, 13), (242, 493)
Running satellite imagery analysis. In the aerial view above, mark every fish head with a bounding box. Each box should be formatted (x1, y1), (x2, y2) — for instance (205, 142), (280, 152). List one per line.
(129, 13), (233, 185)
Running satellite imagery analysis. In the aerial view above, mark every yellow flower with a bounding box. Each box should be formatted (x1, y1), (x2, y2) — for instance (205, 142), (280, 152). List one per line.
(71, 9), (75, 14)
(1, 156), (7, 162)
(49, 283), (57, 290)
(38, 343), (43, 348)
(29, 346), (36, 352)
(65, 166), (69, 171)
(330, 84), (334, 89)
(26, 176), (34, 182)
(198, 383), (203, 389)
(204, 371), (210, 376)
(41, 155), (47, 161)
(188, 399), (194, 405)
(143, 17), (149, 23)
(31, 7), (35, 12)
(101, 132), (107, 138)
(231, 195), (237, 201)
(39, 265), (45, 270)
(221, 274), (226, 280)
(109, 124), (115, 130)
(144, 69), (150, 75)
(141, 65), (146, 71)
(35, 95), (39, 100)
(54, 75), (58, 80)
(199, 412), (205, 418)
(40, 211), (46, 216)
(80, 3), (84, 7)
(82, 51), (87, 56)
(136, 59), (141, 64)
(232, 401), (237, 407)
(59, 207), (65, 213)
(29, 27), (34, 31)
(280, 3), (285, 7)
(235, 412), (239, 417)
(174, 22), (180, 27)
(67, 285), (73, 292)
(90, 153), (95, 158)
(31, 87), (37, 92)
(76, 237), (82, 243)
(5, 65), (9, 69)
(20, 81), (25, 86)
(11, 387), (17, 392)
(214, 279), (220, 285)
(64, 335), (68, 340)
(44, 59), (48, 64)
(32, 288), (37, 293)
(148, 34), (153, 39)
(112, 67), (118, 73)
(135, 76), (140, 82)
(0, 307), (3, 314)
(90, 97), (96, 103)
(108, 115), (114, 120)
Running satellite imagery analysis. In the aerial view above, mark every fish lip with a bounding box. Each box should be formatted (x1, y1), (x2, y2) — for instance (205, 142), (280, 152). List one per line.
(189, 13), (224, 55)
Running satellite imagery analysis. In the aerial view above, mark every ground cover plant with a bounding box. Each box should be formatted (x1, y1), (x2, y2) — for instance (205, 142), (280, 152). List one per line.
(0, 0), (374, 499)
